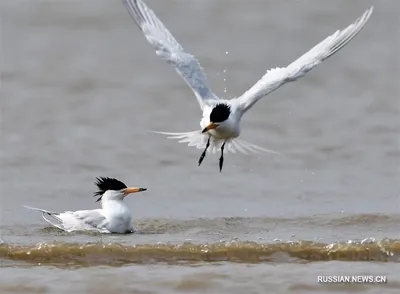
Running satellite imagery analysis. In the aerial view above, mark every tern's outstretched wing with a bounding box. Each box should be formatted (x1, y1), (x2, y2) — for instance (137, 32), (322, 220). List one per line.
(123, 0), (219, 110)
(237, 7), (373, 113)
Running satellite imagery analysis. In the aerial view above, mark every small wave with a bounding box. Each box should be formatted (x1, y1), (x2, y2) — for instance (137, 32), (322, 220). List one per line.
(134, 214), (400, 234)
(326, 214), (400, 227)
(1, 239), (399, 267)
(2, 214), (398, 237)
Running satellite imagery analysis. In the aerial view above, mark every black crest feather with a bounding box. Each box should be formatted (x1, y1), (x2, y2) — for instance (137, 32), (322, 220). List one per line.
(94, 177), (127, 202)
(210, 103), (231, 123)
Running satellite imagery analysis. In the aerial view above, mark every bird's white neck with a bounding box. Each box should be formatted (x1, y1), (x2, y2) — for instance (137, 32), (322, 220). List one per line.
(101, 199), (130, 215)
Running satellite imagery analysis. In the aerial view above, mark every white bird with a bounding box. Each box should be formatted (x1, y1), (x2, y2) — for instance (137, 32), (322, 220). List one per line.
(23, 177), (147, 234)
(123, 0), (373, 172)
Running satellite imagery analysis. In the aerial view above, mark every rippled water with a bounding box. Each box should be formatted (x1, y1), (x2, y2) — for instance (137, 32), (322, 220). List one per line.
(2, 238), (400, 266)
(1, 0), (399, 293)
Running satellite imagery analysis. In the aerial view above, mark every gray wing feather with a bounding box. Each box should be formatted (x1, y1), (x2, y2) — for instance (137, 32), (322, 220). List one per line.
(23, 205), (107, 232)
(72, 210), (107, 228)
(237, 7), (373, 112)
(123, 0), (219, 110)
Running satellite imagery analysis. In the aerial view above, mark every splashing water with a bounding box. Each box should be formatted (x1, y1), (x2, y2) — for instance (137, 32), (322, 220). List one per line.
(223, 51), (229, 94)
(215, 51), (230, 95)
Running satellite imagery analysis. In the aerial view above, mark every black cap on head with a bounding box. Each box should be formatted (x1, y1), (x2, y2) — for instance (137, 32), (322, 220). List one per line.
(210, 103), (231, 123)
(94, 177), (127, 202)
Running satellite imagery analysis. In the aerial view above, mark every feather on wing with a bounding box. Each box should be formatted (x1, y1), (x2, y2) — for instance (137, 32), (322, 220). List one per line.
(237, 7), (373, 112)
(123, 0), (219, 110)
(23, 205), (110, 233)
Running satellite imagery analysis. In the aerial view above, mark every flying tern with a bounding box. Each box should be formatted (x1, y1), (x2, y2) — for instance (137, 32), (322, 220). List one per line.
(123, 0), (373, 171)
(23, 177), (147, 234)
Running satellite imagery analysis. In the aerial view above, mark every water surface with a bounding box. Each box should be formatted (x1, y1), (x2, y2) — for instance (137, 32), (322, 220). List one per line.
(1, 0), (399, 293)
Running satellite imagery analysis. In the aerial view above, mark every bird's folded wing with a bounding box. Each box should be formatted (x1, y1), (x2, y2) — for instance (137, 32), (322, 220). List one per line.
(123, 0), (219, 110)
(237, 7), (373, 113)
(71, 210), (107, 228)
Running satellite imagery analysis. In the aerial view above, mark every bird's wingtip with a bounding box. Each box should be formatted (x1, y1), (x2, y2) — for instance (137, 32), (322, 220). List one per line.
(365, 6), (374, 16)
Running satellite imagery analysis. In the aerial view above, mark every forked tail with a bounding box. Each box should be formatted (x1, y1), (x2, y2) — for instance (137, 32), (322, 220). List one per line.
(23, 205), (66, 231)
(151, 130), (282, 155)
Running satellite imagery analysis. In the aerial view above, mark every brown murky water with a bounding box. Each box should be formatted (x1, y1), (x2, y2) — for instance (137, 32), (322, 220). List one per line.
(1, 0), (399, 293)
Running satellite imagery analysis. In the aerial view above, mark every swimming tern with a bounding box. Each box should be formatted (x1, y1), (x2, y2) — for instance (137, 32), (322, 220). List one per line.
(123, 0), (373, 171)
(23, 177), (147, 234)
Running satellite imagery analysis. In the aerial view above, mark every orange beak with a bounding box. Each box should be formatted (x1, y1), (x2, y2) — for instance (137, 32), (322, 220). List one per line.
(123, 187), (147, 196)
(202, 122), (218, 133)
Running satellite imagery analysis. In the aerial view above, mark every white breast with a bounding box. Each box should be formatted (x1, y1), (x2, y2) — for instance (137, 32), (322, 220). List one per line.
(102, 201), (133, 233)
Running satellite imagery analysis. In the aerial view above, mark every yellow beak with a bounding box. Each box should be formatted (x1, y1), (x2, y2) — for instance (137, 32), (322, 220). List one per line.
(123, 187), (147, 196)
(202, 122), (218, 133)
